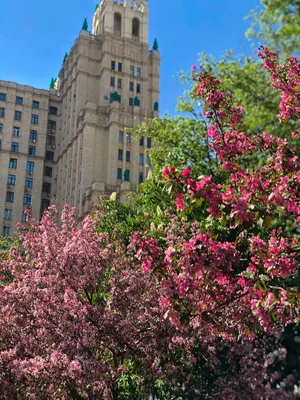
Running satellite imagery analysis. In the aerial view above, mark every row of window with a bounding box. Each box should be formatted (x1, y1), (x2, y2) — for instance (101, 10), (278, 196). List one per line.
(113, 13), (140, 37)
(0, 125), (56, 139)
(6, 191), (32, 205)
(7, 175), (33, 187)
(0, 94), (58, 115)
(8, 159), (35, 171)
(0, 108), (39, 124)
(117, 168), (144, 184)
(111, 61), (141, 78)
(7, 175), (51, 192)
(118, 131), (152, 148)
(110, 77), (141, 93)
(117, 150), (150, 165)
(0, 140), (54, 158)
(7, 158), (52, 176)
(0, 93), (40, 109)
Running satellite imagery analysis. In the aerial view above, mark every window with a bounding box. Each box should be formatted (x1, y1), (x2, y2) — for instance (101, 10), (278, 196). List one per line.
(47, 135), (56, 145)
(126, 133), (131, 144)
(129, 81), (134, 92)
(117, 168), (122, 180)
(119, 131), (124, 143)
(23, 194), (32, 206)
(139, 136), (144, 146)
(15, 111), (22, 121)
(28, 146), (36, 156)
(44, 166), (52, 177)
(132, 18), (140, 37)
(137, 83), (141, 93)
(0, 108), (5, 118)
(27, 161), (35, 172)
(6, 191), (14, 203)
(110, 77), (115, 87)
(30, 130), (37, 141)
(21, 214), (27, 222)
(41, 199), (50, 211)
(13, 127), (20, 137)
(0, 93), (6, 102)
(146, 154), (151, 166)
(31, 114), (39, 124)
(32, 101), (40, 109)
(11, 142), (19, 153)
(42, 182), (51, 193)
(25, 177), (33, 188)
(147, 138), (152, 149)
(46, 151), (54, 161)
(136, 67), (141, 78)
(8, 175), (16, 186)
(126, 151), (131, 162)
(139, 172), (144, 184)
(114, 12), (122, 32)
(3, 227), (11, 237)
(0, 123), (3, 133)
(139, 154), (144, 165)
(49, 106), (57, 115)
(111, 61), (116, 71)
(118, 62), (122, 72)
(118, 149), (123, 161)
(48, 120), (56, 131)
(9, 159), (17, 169)
(130, 66), (134, 76)
(16, 96), (23, 105)
(129, 98), (133, 106)
(124, 169), (130, 182)
(4, 209), (12, 220)
(117, 78), (122, 89)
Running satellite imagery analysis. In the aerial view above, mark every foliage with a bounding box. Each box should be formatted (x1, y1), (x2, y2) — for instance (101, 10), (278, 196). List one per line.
(246, 0), (300, 57)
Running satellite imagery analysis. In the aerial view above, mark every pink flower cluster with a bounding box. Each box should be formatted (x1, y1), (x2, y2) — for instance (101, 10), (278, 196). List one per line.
(258, 46), (300, 121)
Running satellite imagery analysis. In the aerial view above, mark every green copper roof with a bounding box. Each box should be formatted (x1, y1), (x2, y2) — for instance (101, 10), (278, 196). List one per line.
(82, 17), (88, 31)
(153, 38), (158, 51)
(49, 78), (55, 89)
(95, 4), (99, 11)
(63, 53), (68, 63)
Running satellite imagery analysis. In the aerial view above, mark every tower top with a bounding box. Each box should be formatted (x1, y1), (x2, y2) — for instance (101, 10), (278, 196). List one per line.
(92, 0), (149, 43)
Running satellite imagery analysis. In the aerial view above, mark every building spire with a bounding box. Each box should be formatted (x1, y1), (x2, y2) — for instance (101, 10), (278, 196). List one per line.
(49, 78), (55, 89)
(82, 18), (88, 31)
(153, 38), (159, 51)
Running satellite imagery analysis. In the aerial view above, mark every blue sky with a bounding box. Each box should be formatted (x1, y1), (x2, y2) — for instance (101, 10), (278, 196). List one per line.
(0, 0), (261, 114)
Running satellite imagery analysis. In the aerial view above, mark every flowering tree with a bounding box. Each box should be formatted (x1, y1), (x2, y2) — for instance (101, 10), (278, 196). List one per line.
(0, 206), (178, 399)
(132, 48), (300, 397)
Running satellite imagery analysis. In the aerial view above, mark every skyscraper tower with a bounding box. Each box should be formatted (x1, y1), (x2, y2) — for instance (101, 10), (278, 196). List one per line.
(53, 0), (161, 216)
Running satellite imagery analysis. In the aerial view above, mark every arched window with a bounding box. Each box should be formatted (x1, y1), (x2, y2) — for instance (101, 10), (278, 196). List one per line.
(132, 18), (140, 37)
(114, 13), (122, 33)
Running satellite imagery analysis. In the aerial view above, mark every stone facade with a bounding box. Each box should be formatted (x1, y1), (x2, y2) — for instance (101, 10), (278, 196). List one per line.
(0, 0), (160, 235)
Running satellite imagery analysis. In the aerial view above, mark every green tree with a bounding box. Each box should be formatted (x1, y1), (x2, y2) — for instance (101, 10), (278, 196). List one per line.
(246, 0), (300, 57)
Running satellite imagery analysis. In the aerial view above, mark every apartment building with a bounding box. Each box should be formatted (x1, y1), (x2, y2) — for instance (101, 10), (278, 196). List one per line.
(0, 0), (160, 235)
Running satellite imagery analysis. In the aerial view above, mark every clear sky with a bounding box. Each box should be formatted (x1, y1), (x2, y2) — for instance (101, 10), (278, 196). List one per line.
(0, 0), (261, 115)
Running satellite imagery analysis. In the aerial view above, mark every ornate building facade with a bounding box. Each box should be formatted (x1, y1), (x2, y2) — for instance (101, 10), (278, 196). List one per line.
(0, 0), (160, 235)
